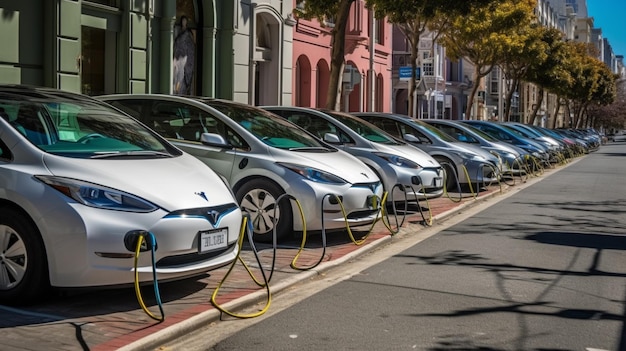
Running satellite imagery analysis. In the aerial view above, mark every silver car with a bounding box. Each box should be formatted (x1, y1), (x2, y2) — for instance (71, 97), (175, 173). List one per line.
(421, 119), (528, 176)
(0, 86), (243, 305)
(354, 113), (503, 191)
(262, 106), (445, 202)
(98, 95), (383, 242)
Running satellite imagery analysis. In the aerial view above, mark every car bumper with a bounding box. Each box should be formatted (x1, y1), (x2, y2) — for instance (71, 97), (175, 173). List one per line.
(40, 202), (243, 288)
(286, 180), (384, 232)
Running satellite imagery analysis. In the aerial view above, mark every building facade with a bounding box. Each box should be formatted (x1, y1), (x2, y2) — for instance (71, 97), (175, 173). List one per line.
(291, 0), (392, 112)
(0, 0), (295, 105)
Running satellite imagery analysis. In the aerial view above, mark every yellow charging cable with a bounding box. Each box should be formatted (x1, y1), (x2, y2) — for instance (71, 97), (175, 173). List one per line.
(133, 232), (164, 322)
(211, 216), (272, 319)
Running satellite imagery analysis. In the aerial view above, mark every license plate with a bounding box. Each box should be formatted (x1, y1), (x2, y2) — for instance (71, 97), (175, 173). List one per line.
(433, 177), (443, 187)
(198, 228), (228, 253)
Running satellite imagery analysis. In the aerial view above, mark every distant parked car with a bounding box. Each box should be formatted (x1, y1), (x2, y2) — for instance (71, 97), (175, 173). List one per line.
(460, 120), (551, 166)
(352, 112), (502, 191)
(422, 119), (528, 176)
(0, 85), (243, 305)
(261, 106), (445, 202)
(98, 95), (383, 242)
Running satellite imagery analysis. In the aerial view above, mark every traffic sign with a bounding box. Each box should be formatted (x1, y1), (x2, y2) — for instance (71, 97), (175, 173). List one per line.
(399, 66), (420, 81)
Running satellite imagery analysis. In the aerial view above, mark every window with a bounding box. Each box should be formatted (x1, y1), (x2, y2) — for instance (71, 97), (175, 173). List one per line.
(490, 68), (499, 94)
(375, 18), (384, 44)
(422, 61), (433, 77)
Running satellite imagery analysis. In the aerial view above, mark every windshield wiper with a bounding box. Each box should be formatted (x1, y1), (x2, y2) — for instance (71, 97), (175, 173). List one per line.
(90, 150), (173, 159)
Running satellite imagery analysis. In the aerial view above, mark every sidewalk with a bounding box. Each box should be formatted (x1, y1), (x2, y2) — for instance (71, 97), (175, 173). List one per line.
(1, 180), (525, 351)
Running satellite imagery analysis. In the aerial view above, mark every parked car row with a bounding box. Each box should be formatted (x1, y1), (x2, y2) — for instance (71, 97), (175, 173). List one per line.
(0, 85), (592, 305)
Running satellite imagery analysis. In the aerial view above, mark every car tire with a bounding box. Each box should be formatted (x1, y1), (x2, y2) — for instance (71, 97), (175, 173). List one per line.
(435, 157), (458, 192)
(235, 179), (293, 243)
(0, 208), (49, 306)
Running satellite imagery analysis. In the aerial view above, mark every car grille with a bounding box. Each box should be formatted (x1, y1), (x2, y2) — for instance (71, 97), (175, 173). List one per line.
(165, 203), (239, 227)
(156, 243), (236, 268)
(346, 209), (379, 220)
(352, 181), (381, 193)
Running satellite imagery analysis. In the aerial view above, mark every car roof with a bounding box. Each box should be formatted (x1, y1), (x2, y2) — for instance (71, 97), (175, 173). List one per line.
(0, 85), (97, 102)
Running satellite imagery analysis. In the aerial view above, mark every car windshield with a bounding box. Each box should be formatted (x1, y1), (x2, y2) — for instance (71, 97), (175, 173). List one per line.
(411, 119), (457, 142)
(463, 124), (499, 142)
(323, 111), (400, 145)
(0, 99), (176, 159)
(203, 100), (328, 150)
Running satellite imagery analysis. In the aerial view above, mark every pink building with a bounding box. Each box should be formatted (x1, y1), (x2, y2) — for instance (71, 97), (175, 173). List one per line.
(291, 1), (392, 112)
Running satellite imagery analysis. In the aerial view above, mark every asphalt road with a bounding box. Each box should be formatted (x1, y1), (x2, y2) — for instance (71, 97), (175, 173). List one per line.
(162, 142), (626, 351)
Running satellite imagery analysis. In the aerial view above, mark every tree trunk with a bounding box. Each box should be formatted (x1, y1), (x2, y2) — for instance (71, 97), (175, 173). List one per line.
(528, 87), (544, 125)
(325, 0), (354, 110)
(550, 96), (562, 129)
(503, 78), (517, 122)
(465, 70), (481, 119)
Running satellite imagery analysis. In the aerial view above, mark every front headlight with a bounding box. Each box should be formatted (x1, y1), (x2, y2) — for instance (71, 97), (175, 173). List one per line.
(279, 163), (347, 184)
(493, 150), (517, 161)
(373, 152), (421, 168)
(36, 175), (159, 212)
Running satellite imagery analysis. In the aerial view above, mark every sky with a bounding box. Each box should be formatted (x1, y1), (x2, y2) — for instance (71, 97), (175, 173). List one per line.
(586, 0), (626, 57)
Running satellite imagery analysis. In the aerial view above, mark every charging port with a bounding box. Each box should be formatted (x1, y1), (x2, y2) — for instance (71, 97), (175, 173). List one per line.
(124, 230), (157, 252)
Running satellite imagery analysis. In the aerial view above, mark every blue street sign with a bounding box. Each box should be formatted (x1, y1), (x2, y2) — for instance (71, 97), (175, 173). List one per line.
(399, 66), (420, 81)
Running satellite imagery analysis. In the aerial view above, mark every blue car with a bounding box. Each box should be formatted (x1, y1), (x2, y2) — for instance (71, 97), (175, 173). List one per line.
(460, 120), (551, 167)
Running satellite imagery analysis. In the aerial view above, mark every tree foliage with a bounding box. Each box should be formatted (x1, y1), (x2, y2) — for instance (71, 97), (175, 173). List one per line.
(435, 0), (536, 119)
(587, 78), (626, 131)
(367, 0), (498, 117)
(521, 27), (572, 126)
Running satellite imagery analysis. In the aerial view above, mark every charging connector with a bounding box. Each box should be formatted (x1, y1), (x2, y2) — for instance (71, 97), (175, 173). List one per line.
(124, 230), (157, 252)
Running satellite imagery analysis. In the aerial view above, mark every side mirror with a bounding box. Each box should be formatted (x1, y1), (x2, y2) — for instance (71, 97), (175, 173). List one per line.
(323, 132), (341, 144)
(200, 132), (230, 148)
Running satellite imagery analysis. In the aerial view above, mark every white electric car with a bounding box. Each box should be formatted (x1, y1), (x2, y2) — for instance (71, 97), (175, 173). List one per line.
(97, 95), (383, 243)
(0, 85), (243, 305)
(262, 107), (445, 202)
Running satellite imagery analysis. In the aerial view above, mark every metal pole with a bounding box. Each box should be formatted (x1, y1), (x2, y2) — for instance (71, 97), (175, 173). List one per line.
(368, 11), (376, 112)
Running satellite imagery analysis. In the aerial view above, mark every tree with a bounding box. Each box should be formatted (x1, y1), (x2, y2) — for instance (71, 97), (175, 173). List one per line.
(588, 78), (626, 131)
(295, 0), (355, 110)
(368, 0), (497, 117)
(522, 27), (572, 127)
(435, 0), (536, 120)
(582, 61), (616, 128)
(563, 43), (615, 128)
(498, 23), (547, 122)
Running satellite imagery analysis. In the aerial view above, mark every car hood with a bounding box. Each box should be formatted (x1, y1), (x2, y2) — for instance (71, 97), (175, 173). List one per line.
(370, 142), (441, 168)
(447, 142), (496, 160)
(490, 141), (524, 156)
(268, 147), (379, 184)
(42, 153), (237, 211)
